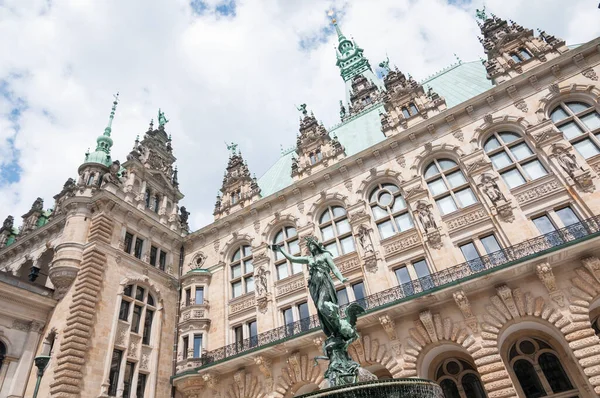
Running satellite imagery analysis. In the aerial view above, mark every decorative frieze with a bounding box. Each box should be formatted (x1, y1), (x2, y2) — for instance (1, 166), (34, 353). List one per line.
(515, 178), (562, 205)
(382, 232), (420, 258)
(445, 207), (488, 233)
(337, 253), (361, 275)
(229, 294), (256, 317)
(275, 273), (306, 298)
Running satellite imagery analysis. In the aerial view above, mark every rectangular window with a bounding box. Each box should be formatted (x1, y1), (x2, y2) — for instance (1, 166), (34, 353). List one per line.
(195, 287), (204, 304)
(352, 282), (366, 305)
(136, 373), (147, 398)
(481, 234), (501, 254)
(460, 242), (484, 272)
(193, 334), (202, 358)
(533, 215), (556, 234)
(395, 266), (414, 297)
(185, 289), (191, 306)
(123, 361), (135, 398)
(124, 232), (134, 254)
(150, 246), (158, 266)
(182, 336), (189, 359)
(232, 281), (242, 298)
(556, 207), (580, 227)
(131, 305), (142, 333)
(413, 259), (434, 291)
(119, 300), (131, 321)
(159, 251), (167, 271)
(142, 309), (153, 345)
(248, 320), (258, 347)
(134, 238), (144, 259)
(298, 302), (310, 331)
(234, 325), (244, 348)
(336, 288), (349, 306)
(108, 349), (123, 396)
(283, 307), (294, 335)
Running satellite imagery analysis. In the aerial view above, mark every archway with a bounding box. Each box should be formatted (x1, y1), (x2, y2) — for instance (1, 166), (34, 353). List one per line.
(36, 249), (54, 287)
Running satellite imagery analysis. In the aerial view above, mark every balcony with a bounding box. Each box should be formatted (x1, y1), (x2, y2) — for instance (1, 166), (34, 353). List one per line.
(173, 215), (600, 376)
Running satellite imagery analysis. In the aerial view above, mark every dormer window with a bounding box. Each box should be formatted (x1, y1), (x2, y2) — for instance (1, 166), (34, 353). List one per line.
(309, 150), (322, 165)
(519, 48), (532, 60)
(402, 107), (410, 119)
(409, 103), (418, 115)
(511, 53), (522, 63)
(231, 190), (240, 205)
(87, 174), (95, 186)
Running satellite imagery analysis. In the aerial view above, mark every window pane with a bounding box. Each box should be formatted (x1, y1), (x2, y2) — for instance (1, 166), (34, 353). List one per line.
(292, 261), (303, 274)
(499, 132), (520, 144)
(325, 242), (339, 258)
(395, 267), (411, 284)
(277, 263), (289, 280)
(510, 143), (533, 161)
(369, 188), (379, 203)
(232, 281), (242, 298)
(336, 289), (349, 306)
(436, 195), (458, 215)
(391, 195), (407, 213)
(522, 160), (547, 180)
(124, 285), (133, 297)
(490, 151), (513, 169)
(248, 321), (257, 337)
(123, 362), (135, 398)
(320, 210), (331, 224)
(428, 178), (448, 196)
(332, 206), (346, 218)
(193, 335), (202, 357)
(371, 205), (388, 221)
(455, 188), (477, 208)
(395, 213), (414, 232)
(501, 168), (526, 189)
(147, 294), (154, 307)
(232, 249), (241, 262)
(136, 373), (147, 398)
(460, 242), (480, 261)
(131, 305), (142, 333)
(339, 236), (355, 254)
(566, 101), (590, 114)
(445, 171), (467, 188)
(136, 286), (145, 301)
(533, 215), (556, 234)
(320, 225), (335, 241)
(119, 301), (130, 321)
(195, 288), (204, 304)
(234, 326), (243, 343)
(377, 220), (395, 239)
(244, 259), (253, 274)
(461, 374), (487, 398)
(273, 231), (284, 244)
(286, 226), (297, 237)
(288, 239), (300, 255)
(298, 302), (309, 319)
(352, 282), (365, 301)
(556, 207), (580, 226)
(573, 138), (600, 159)
(283, 308), (294, 324)
(424, 163), (439, 178)
(538, 352), (574, 393)
(560, 121), (584, 139)
(438, 159), (457, 170)
(243, 246), (252, 257)
(378, 191), (393, 207)
(245, 276), (254, 293)
(513, 359), (546, 398)
(484, 137), (501, 152)
(481, 235), (501, 254)
(440, 379), (461, 398)
(231, 264), (241, 279)
(551, 107), (568, 123)
(413, 260), (430, 278)
(335, 219), (351, 235)
(382, 183), (399, 193)
(581, 112), (600, 131)
(142, 309), (153, 345)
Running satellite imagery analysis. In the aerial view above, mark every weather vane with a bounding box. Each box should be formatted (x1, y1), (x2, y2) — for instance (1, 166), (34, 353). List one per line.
(327, 9), (336, 24)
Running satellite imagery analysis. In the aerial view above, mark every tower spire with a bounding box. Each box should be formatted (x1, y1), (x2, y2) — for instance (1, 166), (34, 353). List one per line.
(104, 92), (119, 136)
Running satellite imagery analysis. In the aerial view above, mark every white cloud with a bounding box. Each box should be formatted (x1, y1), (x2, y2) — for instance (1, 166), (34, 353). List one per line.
(0, 0), (597, 230)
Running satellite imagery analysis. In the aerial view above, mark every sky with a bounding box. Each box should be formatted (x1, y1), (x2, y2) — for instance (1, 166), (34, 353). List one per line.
(0, 0), (598, 231)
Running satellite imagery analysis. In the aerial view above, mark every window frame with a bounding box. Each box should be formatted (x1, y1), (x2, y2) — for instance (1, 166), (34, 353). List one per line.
(368, 182), (414, 240)
(424, 159), (478, 216)
(230, 245), (254, 298)
(551, 100), (600, 160)
(272, 226), (301, 280)
(318, 205), (355, 258)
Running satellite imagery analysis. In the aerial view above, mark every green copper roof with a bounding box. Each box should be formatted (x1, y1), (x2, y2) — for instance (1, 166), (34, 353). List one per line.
(257, 60), (492, 197)
(80, 94), (119, 168)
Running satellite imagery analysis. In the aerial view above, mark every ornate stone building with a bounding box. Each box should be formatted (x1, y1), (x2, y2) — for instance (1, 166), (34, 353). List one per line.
(1, 12), (600, 398)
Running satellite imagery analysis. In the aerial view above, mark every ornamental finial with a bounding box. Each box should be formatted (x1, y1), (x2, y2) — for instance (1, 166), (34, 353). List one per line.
(475, 6), (487, 21)
(104, 92), (119, 136)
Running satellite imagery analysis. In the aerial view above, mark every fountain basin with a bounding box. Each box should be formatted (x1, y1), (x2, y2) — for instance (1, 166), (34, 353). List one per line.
(297, 378), (443, 398)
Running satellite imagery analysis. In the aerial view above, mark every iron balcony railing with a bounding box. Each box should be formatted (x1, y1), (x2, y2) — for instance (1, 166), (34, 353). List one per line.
(183, 215), (600, 372)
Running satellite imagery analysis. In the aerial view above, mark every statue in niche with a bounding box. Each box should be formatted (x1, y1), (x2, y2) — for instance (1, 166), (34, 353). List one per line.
(270, 236), (366, 386)
(101, 160), (122, 186)
(481, 174), (506, 204)
(356, 225), (374, 256)
(556, 149), (581, 177)
(417, 202), (436, 231)
(255, 266), (268, 297)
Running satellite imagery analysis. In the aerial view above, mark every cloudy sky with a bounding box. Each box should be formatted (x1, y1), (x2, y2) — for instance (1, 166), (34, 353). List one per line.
(0, 0), (598, 231)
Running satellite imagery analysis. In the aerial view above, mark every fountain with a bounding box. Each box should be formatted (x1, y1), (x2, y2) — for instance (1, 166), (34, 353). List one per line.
(271, 237), (443, 397)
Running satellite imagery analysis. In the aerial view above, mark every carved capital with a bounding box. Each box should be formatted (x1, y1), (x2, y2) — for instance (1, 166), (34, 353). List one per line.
(536, 262), (557, 292)
(201, 372), (219, 390)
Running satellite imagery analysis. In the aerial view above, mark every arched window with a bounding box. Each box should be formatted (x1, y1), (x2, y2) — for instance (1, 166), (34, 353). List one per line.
(402, 107), (410, 119)
(409, 103), (418, 115)
(484, 132), (547, 189)
(551, 101), (600, 159)
(318, 206), (354, 258)
(508, 337), (575, 397)
(424, 159), (477, 216)
(230, 246), (253, 298)
(435, 357), (486, 398)
(273, 226), (301, 280)
(111, 284), (156, 397)
(368, 183), (414, 239)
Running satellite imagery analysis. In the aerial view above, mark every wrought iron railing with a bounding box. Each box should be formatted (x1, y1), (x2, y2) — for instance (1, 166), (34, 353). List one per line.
(183, 215), (600, 372)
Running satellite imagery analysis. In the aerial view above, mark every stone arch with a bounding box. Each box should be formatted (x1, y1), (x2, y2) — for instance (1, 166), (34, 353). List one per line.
(536, 83), (600, 122)
(35, 248), (54, 287)
(347, 334), (402, 378)
(119, 275), (164, 307)
(402, 310), (476, 379)
(273, 352), (324, 398)
(471, 114), (532, 150)
(410, 143), (466, 177)
(226, 368), (266, 398)
(306, 192), (350, 221)
(355, 168), (403, 197)
(261, 214), (299, 242)
(219, 233), (254, 263)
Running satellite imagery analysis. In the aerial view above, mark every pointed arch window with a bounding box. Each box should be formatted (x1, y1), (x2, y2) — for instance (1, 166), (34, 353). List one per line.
(435, 357), (486, 398)
(230, 245), (253, 298)
(484, 131), (547, 189)
(368, 183), (414, 239)
(508, 337), (576, 397)
(272, 226), (301, 280)
(424, 159), (477, 216)
(318, 206), (354, 258)
(551, 100), (600, 159)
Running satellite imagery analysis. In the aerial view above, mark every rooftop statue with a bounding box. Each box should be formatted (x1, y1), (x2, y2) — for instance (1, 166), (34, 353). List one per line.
(157, 109), (169, 127)
(225, 141), (238, 156)
(271, 236), (366, 387)
(378, 56), (391, 73)
(476, 6), (487, 21)
(297, 103), (308, 117)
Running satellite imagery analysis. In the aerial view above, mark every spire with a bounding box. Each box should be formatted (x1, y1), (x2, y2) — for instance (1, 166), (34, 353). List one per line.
(103, 92), (119, 136)
(328, 10), (346, 41)
(80, 93), (119, 168)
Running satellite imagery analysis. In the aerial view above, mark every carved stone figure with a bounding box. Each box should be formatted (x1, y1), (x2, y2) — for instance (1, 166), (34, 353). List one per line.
(271, 236), (365, 386)
(157, 108), (169, 127)
(481, 174), (506, 204)
(31, 197), (44, 212)
(339, 100), (346, 119)
(1, 215), (14, 232)
(556, 150), (581, 177)
(417, 203), (436, 230)
(255, 266), (268, 297)
(356, 225), (374, 256)
(101, 160), (121, 186)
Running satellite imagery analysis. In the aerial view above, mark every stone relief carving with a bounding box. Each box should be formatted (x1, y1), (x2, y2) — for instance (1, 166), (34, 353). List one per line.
(356, 224), (378, 273)
(552, 145), (595, 192)
(479, 173), (514, 223)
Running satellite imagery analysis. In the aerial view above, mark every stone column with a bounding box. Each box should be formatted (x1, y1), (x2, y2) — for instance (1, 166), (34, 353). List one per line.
(6, 322), (43, 398)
